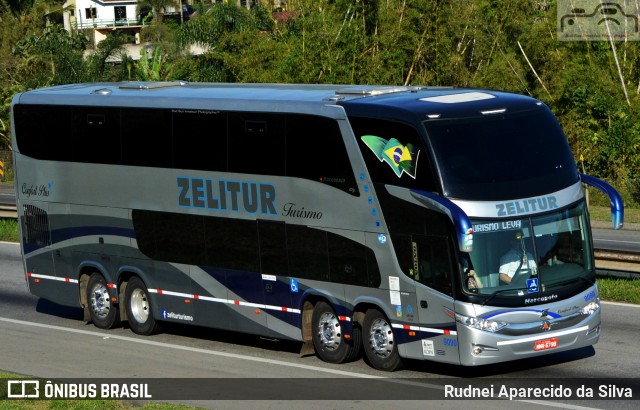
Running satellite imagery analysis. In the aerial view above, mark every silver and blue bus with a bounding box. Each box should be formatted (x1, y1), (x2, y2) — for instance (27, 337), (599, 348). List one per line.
(10, 82), (624, 371)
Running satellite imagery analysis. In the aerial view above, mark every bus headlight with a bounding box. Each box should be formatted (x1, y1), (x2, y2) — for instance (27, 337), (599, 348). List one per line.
(455, 313), (507, 333)
(581, 301), (599, 315)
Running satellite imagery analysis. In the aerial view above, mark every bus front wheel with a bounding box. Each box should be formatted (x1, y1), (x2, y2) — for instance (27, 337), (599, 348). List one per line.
(87, 272), (119, 329)
(124, 276), (160, 336)
(363, 309), (402, 371)
(312, 301), (361, 364)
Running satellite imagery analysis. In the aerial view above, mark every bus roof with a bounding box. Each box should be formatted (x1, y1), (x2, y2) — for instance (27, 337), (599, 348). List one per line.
(14, 82), (544, 120)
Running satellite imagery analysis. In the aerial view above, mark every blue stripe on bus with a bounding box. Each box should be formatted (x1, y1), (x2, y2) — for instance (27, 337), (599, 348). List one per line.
(23, 225), (333, 329)
(51, 226), (136, 243)
(482, 309), (562, 320)
(22, 226), (136, 256)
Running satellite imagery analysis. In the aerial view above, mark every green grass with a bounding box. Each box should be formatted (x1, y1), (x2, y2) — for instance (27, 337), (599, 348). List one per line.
(589, 205), (640, 224)
(0, 219), (18, 242)
(596, 276), (640, 305)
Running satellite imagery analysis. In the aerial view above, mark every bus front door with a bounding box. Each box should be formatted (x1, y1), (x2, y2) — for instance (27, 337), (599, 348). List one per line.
(412, 235), (460, 364)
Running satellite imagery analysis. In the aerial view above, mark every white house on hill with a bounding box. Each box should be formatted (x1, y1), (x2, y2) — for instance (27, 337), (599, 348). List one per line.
(63, 0), (144, 45)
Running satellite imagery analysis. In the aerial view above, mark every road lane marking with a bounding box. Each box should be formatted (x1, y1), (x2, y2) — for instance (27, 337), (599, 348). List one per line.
(595, 239), (640, 245)
(602, 300), (640, 308)
(0, 316), (384, 379)
(0, 316), (605, 408)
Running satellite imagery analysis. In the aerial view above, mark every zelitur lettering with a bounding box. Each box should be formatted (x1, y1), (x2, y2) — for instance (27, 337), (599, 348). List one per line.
(496, 196), (558, 217)
(177, 176), (277, 215)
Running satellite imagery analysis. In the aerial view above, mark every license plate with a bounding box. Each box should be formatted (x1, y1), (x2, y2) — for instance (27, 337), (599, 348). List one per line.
(534, 337), (559, 351)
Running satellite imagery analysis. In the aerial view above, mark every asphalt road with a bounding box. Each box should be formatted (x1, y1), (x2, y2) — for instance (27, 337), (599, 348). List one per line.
(0, 242), (639, 409)
(592, 226), (640, 253)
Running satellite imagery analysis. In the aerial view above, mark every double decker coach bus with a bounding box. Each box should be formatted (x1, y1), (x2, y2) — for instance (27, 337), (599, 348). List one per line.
(11, 82), (623, 371)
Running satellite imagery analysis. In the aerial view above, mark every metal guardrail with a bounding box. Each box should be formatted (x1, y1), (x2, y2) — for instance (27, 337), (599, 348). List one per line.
(0, 205), (16, 219)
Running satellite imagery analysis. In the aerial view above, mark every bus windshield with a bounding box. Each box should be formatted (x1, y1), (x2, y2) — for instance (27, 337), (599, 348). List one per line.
(424, 109), (579, 200)
(464, 203), (593, 298)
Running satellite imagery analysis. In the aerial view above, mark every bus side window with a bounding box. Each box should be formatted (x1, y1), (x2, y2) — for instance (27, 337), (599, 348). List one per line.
(257, 220), (288, 277)
(173, 110), (227, 172)
(413, 235), (453, 297)
(349, 116), (437, 192)
(14, 104), (72, 162)
(122, 108), (172, 168)
(390, 233), (453, 296)
(72, 106), (121, 164)
(286, 114), (359, 196)
(205, 217), (260, 272)
(328, 233), (368, 286)
(228, 112), (285, 176)
(286, 224), (329, 281)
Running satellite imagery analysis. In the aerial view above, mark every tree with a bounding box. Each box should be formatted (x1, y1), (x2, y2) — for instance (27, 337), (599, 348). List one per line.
(12, 23), (89, 87)
(85, 32), (132, 81)
(135, 46), (174, 81)
(137, 0), (179, 24)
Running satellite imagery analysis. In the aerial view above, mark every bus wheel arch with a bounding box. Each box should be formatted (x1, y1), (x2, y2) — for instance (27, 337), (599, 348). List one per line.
(310, 299), (361, 364)
(116, 271), (138, 322)
(85, 271), (120, 329)
(124, 275), (161, 336)
(362, 308), (403, 371)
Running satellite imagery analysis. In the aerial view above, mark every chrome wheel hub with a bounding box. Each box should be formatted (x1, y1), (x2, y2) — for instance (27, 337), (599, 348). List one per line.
(317, 312), (341, 350)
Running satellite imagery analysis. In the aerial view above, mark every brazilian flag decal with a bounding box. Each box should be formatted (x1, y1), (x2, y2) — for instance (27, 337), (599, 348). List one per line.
(361, 135), (419, 178)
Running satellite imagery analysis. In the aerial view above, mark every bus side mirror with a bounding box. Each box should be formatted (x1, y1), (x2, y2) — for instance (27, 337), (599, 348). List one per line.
(410, 190), (473, 253)
(580, 174), (624, 230)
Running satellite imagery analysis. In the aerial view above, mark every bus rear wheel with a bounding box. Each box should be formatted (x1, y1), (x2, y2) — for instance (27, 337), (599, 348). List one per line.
(125, 276), (160, 336)
(312, 301), (361, 364)
(87, 272), (119, 329)
(363, 309), (402, 371)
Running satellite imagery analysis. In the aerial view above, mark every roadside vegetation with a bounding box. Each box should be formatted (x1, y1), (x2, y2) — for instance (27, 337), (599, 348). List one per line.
(0, 218), (18, 242)
(0, 0), (639, 212)
(597, 277), (640, 305)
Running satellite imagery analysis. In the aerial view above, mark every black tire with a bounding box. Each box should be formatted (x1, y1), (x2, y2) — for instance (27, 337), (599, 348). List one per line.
(87, 272), (119, 329)
(125, 276), (161, 335)
(362, 309), (402, 371)
(311, 301), (361, 364)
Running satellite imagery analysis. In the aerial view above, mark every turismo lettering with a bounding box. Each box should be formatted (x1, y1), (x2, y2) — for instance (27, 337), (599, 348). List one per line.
(496, 196), (558, 217)
(177, 177), (277, 215)
(281, 202), (323, 220)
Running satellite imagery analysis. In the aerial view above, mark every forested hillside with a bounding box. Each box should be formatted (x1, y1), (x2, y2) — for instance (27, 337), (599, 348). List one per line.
(1, 0), (638, 206)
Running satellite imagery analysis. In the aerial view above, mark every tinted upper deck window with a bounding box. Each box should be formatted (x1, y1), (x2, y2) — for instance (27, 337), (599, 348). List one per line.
(350, 116), (437, 192)
(228, 112), (286, 176)
(425, 108), (579, 200)
(173, 109), (227, 172)
(72, 106), (121, 164)
(14, 104), (72, 161)
(122, 108), (172, 167)
(286, 114), (359, 196)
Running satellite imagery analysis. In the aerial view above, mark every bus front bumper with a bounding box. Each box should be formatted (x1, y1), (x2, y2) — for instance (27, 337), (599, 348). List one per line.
(456, 312), (601, 366)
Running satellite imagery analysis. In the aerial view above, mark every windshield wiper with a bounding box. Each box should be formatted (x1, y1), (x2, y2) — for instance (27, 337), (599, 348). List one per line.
(481, 286), (529, 306)
(546, 275), (594, 290)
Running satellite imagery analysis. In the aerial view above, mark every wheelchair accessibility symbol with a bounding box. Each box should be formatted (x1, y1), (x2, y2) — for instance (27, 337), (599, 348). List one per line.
(290, 278), (299, 293)
(526, 278), (539, 293)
